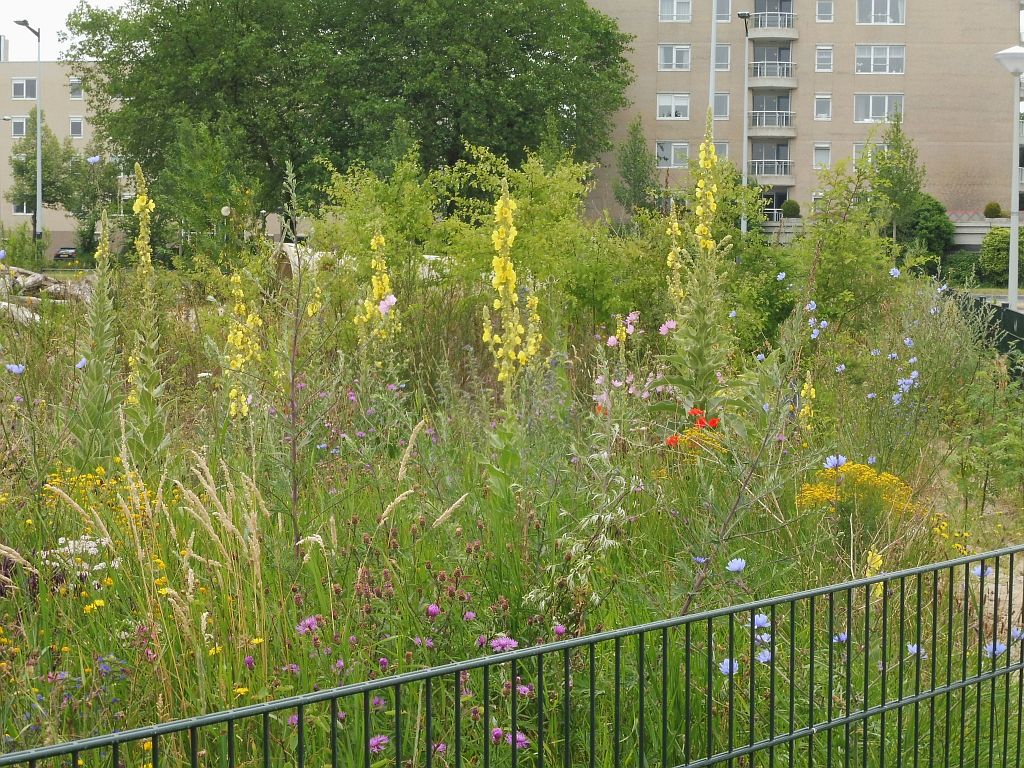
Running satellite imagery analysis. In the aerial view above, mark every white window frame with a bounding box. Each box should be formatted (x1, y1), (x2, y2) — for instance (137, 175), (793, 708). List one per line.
(657, 93), (690, 120)
(854, 93), (903, 123)
(10, 116), (27, 138)
(13, 200), (31, 215)
(815, 45), (834, 72)
(855, 44), (905, 74)
(656, 141), (689, 168)
(713, 141), (729, 158)
(713, 92), (730, 120)
(816, 0), (834, 22)
(658, 44), (692, 71)
(12, 77), (36, 100)
(813, 143), (832, 170)
(660, 0), (692, 22)
(715, 44), (731, 71)
(856, 0), (905, 24)
(69, 77), (84, 100)
(853, 141), (889, 162)
(69, 117), (85, 139)
(814, 93), (832, 121)
(716, 0), (731, 22)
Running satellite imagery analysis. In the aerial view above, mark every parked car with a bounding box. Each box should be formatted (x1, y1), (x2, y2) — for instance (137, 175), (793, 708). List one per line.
(54, 246), (77, 260)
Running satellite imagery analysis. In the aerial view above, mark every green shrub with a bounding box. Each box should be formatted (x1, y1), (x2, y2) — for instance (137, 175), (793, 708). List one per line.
(984, 201), (1006, 219)
(942, 249), (980, 284)
(780, 198), (801, 218)
(979, 227), (1024, 284)
(905, 193), (954, 255)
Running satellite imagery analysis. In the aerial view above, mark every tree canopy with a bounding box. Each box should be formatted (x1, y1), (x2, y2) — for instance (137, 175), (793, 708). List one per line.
(65, 0), (632, 212)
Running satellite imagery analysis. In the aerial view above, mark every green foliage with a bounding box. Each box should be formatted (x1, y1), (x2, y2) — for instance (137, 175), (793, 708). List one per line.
(780, 198), (801, 218)
(66, 0), (632, 210)
(614, 116), (657, 215)
(0, 222), (49, 269)
(978, 227), (1022, 284)
(943, 249), (980, 284)
(984, 201), (1007, 219)
(904, 193), (954, 256)
(68, 214), (121, 470)
(875, 112), (925, 241)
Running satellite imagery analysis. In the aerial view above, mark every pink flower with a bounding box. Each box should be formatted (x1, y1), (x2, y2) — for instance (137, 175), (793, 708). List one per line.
(244, 655), (255, 670)
(369, 735), (389, 753)
(491, 728), (504, 744)
(490, 636), (519, 652)
(296, 615), (321, 635)
(606, 336), (618, 347)
(378, 657), (389, 671)
(659, 319), (677, 335)
(506, 731), (530, 749)
(288, 714), (299, 727)
(427, 603), (441, 619)
(378, 294), (397, 316)
(463, 610), (476, 621)
(553, 624), (566, 637)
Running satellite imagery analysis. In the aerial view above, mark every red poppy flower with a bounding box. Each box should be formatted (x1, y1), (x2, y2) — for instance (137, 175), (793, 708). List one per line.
(708, 417), (720, 428)
(695, 416), (708, 429)
(595, 404), (605, 415)
(665, 434), (680, 447)
(688, 407), (704, 416)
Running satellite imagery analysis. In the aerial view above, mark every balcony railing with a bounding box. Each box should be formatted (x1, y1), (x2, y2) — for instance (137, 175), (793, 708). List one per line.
(749, 61), (795, 78)
(750, 110), (794, 128)
(749, 159), (793, 176)
(751, 11), (796, 28)
(1019, 166), (1024, 184)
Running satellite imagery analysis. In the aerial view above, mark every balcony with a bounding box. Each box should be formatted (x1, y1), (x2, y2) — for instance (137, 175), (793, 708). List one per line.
(749, 61), (797, 89)
(749, 110), (796, 138)
(748, 159), (795, 186)
(748, 12), (798, 41)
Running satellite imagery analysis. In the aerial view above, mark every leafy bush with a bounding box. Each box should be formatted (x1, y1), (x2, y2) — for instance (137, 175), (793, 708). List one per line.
(984, 201), (1007, 219)
(942, 250), (980, 284)
(780, 198), (801, 218)
(979, 227), (1024, 284)
(905, 193), (954, 256)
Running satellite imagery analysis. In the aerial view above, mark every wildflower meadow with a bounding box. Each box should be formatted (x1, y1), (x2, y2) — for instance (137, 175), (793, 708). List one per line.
(1, 122), (1023, 766)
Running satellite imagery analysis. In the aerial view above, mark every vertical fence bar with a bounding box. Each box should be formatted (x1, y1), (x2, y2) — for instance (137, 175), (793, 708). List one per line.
(112, 741), (119, 768)
(707, 617), (715, 764)
(538, 653), (545, 768)
(685, 622), (692, 767)
(426, 675), (434, 768)
(988, 557), (1000, 768)
(395, 684), (402, 768)
(897, 576), (906, 768)
(297, 705), (305, 768)
(749, 609), (756, 750)
(511, 657), (518, 768)
(1003, 552), (1016, 768)
(662, 627), (669, 768)
(455, 672), (463, 768)
(228, 717), (236, 768)
(363, 690), (370, 768)
(959, 561), (970, 768)
(614, 637), (621, 768)
(862, 583), (871, 768)
(913, 572), (923, 768)
(638, 632), (645, 768)
(976, 560), (987, 768)
(827, 591), (835, 768)
(562, 649), (570, 768)
(590, 642), (596, 768)
(808, 595), (816, 768)
(789, 601), (796, 768)
(880, 583), (889, 768)
(728, 612), (735, 768)
(844, 587), (852, 768)
(330, 697), (338, 768)
(928, 570), (938, 768)
(73, 750), (81, 768)
(484, 665), (491, 768)
(945, 565), (955, 768)
(263, 711), (271, 768)
(770, 602), (777, 768)
(190, 727), (198, 768)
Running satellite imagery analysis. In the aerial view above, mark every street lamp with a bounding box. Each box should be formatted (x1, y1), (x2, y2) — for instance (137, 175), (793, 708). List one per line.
(995, 45), (1024, 310)
(738, 11), (751, 235)
(14, 19), (42, 242)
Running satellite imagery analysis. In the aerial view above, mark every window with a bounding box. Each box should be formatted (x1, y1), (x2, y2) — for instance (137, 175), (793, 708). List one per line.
(715, 44), (731, 71)
(814, 94), (832, 120)
(853, 142), (889, 162)
(857, 0), (905, 24)
(855, 45), (905, 74)
(660, 0), (692, 22)
(10, 116), (26, 138)
(816, 0), (834, 21)
(816, 46), (834, 72)
(854, 93), (903, 122)
(714, 92), (730, 120)
(714, 141), (729, 158)
(813, 143), (832, 169)
(656, 141), (689, 168)
(657, 93), (690, 120)
(12, 78), (36, 100)
(70, 117), (85, 138)
(659, 44), (691, 71)
(13, 200), (31, 215)
(69, 77), (83, 100)
(716, 0), (731, 21)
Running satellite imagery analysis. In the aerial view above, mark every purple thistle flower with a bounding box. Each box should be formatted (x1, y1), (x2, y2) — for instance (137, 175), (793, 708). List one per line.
(554, 624), (567, 637)
(369, 735), (390, 753)
(288, 714), (299, 727)
(463, 611), (476, 621)
(491, 728), (504, 744)
(378, 657), (389, 671)
(244, 655), (255, 670)
(490, 636), (519, 653)
(296, 615), (320, 635)
(506, 731), (530, 749)
(427, 603), (441, 618)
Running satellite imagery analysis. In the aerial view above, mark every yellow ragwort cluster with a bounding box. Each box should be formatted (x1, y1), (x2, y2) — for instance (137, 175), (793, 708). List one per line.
(798, 374), (816, 428)
(930, 514), (971, 555)
(481, 184), (542, 387)
(796, 461), (920, 516)
(44, 461), (164, 527)
(693, 137), (719, 253)
(226, 273), (263, 418)
(665, 208), (685, 302)
(132, 163), (155, 278)
(353, 234), (401, 343)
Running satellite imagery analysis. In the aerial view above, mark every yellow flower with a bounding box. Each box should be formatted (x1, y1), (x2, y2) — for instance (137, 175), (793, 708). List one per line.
(234, 687), (250, 697)
(208, 645), (223, 657)
(370, 233), (386, 251)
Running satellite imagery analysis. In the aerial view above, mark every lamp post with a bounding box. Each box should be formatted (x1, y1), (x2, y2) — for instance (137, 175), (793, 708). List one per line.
(15, 20), (41, 242)
(738, 11), (751, 235)
(995, 45), (1024, 310)
(709, 0), (718, 133)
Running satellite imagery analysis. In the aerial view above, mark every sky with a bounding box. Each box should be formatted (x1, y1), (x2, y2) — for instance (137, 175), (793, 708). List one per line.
(0, 0), (128, 62)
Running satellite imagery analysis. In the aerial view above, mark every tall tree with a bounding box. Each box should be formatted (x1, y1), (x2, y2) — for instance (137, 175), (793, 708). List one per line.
(614, 116), (657, 215)
(65, 0), (632, 212)
(874, 112), (925, 243)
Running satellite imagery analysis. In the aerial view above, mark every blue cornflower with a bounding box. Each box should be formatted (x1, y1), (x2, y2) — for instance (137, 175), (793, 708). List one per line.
(718, 658), (739, 676)
(892, 393), (903, 405)
(824, 455), (847, 470)
(811, 329), (821, 340)
(750, 613), (771, 630)
(756, 649), (772, 664)
(867, 456), (877, 465)
(889, 267), (900, 278)
(985, 641), (1008, 658)
(930, 307), (940, 316)
(316, 443), (328, 450)
(835, 364), (846, 374)
(5, 363), (24, 375)
(870, 349), (881, 356)
(888, 352), (898, 360)
(762, 403), (771, 413)
(756, 353), (766, 362)
(776, 272), (786, 281)
(729, 310), (737, 318)
(1012, 627), (1024, 642)
(75, 357), (88, 370)
(726, 558), (746, 573)
(755, 633), (772, 645)
(819, 320), (829, 329)
(867, 393), (877, 400)
(833, 632), (848, 644)
(972, 565), (994, 579)
(907, 643), (926, 658)
(809, 317), (818, 328)
(908, 357), (917, 364)
(693, 556), (708, 564)
(805, 301), (817, 312)
(903, 337), (914, 348)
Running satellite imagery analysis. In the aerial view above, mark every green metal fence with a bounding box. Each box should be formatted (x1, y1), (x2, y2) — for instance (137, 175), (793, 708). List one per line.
(3, 546), (1023, 768)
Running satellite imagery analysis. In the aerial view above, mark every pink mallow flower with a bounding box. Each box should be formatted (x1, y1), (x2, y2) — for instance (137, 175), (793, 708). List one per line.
(659, 319), (677, 336)
(378, 294), (397, 316)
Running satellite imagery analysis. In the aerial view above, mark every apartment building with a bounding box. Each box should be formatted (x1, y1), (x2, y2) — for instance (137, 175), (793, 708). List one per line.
(586, 0), (1022, 221)
(0, 36), (94, 249)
